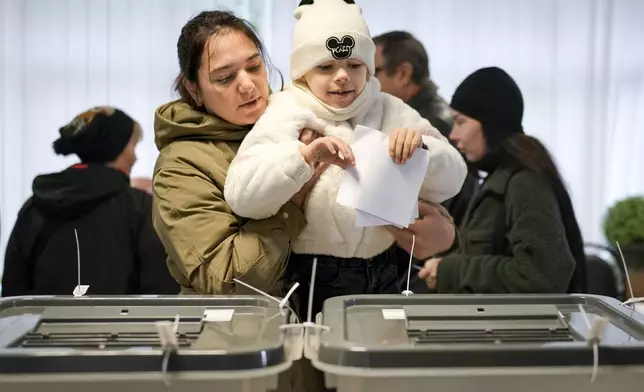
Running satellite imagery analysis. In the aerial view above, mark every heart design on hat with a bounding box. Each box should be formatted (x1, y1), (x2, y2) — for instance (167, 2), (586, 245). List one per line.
(325, 35), (355, 60)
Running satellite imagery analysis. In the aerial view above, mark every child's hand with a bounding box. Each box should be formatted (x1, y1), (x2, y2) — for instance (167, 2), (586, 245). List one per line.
(299, 136), (355, 169)
(389, 128), (423, 164)
(299, 128), (323, 145)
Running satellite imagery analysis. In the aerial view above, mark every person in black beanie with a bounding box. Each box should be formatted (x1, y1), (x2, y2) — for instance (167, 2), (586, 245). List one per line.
(417, 67), (587, 294)
(52, 107), (139, 168)
(2, 107), (179, 296)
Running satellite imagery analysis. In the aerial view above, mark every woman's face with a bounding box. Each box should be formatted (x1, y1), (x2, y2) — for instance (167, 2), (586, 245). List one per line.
(189, 29), (270, 125)
(449, 110), (488, 162)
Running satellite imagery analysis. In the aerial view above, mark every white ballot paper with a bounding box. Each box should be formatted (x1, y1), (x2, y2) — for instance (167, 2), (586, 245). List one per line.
(354, 203), (418, 227)
(337, 125), (430, 228)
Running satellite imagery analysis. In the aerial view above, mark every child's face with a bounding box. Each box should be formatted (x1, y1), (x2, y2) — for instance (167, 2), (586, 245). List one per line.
(303, 59), (367, 108)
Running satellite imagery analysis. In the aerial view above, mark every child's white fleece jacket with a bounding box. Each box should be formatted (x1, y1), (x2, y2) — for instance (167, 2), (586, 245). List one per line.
(225, 81), (467, 259)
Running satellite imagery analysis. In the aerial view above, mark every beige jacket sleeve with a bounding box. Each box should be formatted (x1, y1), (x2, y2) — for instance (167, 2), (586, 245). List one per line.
(152, 155), (307, 295)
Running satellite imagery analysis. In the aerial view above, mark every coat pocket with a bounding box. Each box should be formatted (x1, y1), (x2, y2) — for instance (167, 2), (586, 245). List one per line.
(463, 229), (495, 254)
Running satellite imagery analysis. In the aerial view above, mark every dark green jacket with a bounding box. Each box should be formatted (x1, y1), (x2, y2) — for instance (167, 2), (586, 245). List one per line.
(436, 166), (576, 293)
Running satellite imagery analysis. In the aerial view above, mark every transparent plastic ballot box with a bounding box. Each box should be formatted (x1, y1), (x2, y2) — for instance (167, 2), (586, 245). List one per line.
(0, 295), (301, 392)
(307, 294), (644, 392)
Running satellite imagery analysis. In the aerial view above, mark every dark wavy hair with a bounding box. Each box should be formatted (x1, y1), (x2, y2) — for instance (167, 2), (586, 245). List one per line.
(173, 10), (282, 110)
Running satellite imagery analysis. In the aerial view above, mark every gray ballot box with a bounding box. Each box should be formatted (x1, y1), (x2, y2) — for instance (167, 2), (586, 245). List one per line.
(309, 294), (644, 392)
(0, 296), (300, 392)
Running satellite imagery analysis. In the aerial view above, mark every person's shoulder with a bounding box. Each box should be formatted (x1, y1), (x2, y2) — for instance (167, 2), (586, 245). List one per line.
(264, 88), (312, 118)
(376, 91), (443, 135)
(267, 88), (307, 112)
(378, 91), (406, 107)
(378, 91), (423, 118)
(153, 139), (233, 195)
(155, 139), (231, 174)
(126, 186), (152, 202)
(505, 168), (558, 207)
(269, 89), (298, 103)
(252, 89), (320, 136)
(16, 196), (36, 217)
(120, 186), (153, 214)
(509, 168), (550, 188)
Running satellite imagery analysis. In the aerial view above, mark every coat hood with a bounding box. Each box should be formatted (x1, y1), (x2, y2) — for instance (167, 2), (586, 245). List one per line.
(154, 100), (251, 150)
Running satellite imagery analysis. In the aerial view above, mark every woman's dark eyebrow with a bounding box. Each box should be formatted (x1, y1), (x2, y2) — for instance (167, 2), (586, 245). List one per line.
(210, 53), (261, 75)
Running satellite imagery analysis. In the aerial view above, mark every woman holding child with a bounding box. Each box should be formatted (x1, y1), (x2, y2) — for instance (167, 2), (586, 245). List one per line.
(151, 2), (461, 391)
(151, 1), (463, 305)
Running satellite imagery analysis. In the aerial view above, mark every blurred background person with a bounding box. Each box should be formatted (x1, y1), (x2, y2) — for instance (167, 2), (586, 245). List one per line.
(373, 31), (452, 135)
(419, 67), (587, 294)
(2, 107), (178, 296)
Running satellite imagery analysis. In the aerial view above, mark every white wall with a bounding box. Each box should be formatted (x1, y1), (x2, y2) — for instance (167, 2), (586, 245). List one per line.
(2, 0), (644, 273)
(0, 0), (272, 266)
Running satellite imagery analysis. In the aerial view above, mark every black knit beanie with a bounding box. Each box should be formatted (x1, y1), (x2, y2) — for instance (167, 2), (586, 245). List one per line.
(53, 107), (135, 163)
(450, 67), (524, 152)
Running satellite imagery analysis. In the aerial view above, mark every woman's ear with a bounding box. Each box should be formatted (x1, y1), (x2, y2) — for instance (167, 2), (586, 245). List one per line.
(184, 79), (201, 106)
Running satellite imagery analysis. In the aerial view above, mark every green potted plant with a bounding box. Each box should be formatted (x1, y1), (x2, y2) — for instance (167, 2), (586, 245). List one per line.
(603, 196), (644, 286)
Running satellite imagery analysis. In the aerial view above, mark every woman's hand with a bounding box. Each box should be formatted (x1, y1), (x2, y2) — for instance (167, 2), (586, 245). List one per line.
(389, 128), (423, 164)
(418, 258), (441, 290)
(387, 201), (455, 259)
(299, 135), (355, 169)
(291, 162), (329, 208)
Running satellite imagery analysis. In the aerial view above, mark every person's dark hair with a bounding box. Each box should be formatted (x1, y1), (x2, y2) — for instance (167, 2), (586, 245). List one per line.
(372, 31), (430, 85)
(500, 133), (564, 186)
(174, 10), (281, 110)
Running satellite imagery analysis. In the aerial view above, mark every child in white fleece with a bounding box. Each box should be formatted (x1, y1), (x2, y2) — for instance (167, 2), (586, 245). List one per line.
(224, 0), (466, 318)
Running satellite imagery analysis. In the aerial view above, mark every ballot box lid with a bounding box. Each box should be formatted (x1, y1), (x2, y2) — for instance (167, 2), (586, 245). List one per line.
(314, 294), (644, 369)
(0, 295), (293, 375)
